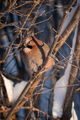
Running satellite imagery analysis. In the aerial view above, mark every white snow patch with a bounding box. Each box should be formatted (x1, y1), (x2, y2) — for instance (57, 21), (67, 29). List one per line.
(1, 74), (27, 104)
(52, 21), (78, 118)
(70, 102), (78, 120)
(52, 75), (68, 118)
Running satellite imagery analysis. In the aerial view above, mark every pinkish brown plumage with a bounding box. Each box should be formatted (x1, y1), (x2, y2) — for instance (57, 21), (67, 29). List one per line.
(21, 36), (54, 76)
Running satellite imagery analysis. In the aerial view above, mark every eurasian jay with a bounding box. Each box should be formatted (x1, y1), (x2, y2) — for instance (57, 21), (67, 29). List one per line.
(21, 36), (55, 76)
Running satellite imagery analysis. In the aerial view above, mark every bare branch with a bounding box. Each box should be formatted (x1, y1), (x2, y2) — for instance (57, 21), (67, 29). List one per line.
(41, 0), (77, 70)
(0, 2), (38, 64)
(53, 6), (79, 55)
(0, 0), (17, 18)
(62, 20), (80, 119)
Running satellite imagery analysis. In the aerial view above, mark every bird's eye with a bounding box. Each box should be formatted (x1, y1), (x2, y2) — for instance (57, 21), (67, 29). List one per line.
(28, 41), (31, 44)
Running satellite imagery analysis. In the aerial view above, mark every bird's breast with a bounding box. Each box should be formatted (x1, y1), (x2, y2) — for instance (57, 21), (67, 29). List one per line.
(21, 45), (54, 75)
(21, 48), (44, 74)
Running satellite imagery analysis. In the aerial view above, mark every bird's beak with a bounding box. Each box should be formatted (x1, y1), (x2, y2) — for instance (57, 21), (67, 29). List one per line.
(19, 42), (32, 50)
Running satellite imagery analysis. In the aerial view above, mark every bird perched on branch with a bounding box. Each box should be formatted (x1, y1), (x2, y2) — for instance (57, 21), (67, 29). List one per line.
(1, 36), (57, 105)
(21, 36), (55, 76)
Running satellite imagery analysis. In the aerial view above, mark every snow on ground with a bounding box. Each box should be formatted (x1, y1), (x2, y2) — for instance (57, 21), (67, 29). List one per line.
(1, 74), (27, 104)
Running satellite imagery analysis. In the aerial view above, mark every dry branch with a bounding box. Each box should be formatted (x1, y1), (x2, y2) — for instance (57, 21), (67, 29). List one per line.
(62, 20), (80, 119)
(0, 0), (17, 18)
(4, 74), (42, 120)
(41, 0), (77, 70)
(2, 72), (26, 82)
(53, 6), (79, 55)
(22, 106), (55, 120)
(0, 2), (38, 64)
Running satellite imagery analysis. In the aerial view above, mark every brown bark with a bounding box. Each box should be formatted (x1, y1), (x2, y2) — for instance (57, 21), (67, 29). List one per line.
(62, 20), (80, 120)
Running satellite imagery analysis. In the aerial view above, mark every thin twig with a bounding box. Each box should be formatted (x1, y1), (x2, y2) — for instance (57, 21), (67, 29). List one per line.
(0, 2), (38, 64)
(41, 0), (77, 70)
(53, 6), (79, 55)
(0, 0), (17, 18)
(22, 106), (55, 120)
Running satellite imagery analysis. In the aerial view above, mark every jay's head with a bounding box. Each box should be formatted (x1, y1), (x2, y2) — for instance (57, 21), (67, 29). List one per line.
(22, 36), (34, 53)
(21, 36), (43, 53)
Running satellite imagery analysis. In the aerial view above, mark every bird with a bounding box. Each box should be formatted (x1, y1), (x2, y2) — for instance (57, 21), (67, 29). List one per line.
(21, 36), (55, 76)
(1, 36), (56, 105)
